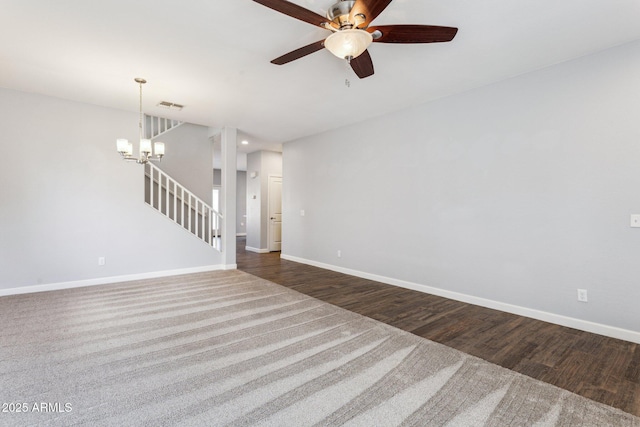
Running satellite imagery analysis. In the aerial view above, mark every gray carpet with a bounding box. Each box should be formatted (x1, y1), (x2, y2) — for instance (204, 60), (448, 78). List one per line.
(0, 270), (638, 426)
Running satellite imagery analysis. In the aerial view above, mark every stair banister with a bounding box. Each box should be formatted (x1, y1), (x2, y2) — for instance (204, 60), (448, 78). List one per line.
(144, 162), (222, 251)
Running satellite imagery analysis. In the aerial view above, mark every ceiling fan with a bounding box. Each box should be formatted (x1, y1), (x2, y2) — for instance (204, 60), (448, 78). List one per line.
(252, 0), (458, 78)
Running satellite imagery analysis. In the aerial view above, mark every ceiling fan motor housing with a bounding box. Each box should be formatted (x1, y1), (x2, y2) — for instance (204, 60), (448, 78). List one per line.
(327, 0), (357, 28)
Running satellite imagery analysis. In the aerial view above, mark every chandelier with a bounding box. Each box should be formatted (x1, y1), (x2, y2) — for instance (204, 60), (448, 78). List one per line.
(116, 78), (165, 164)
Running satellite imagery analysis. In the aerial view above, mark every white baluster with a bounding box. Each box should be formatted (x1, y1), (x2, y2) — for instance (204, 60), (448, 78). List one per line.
(173, 181), (177, 222)
(150, 165), (155, 208)
(180, 187), (185, 228)
(159, 171), (163, 214)
(188, 195), (192, 233)
(165, 176), (169, 217)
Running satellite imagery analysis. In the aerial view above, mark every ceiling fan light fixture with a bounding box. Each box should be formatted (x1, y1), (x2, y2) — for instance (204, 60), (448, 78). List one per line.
(324, 29), (373, 60)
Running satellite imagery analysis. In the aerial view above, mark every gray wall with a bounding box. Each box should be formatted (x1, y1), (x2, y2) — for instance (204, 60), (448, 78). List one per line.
(282, 40), (640, 335)
(0, 89), (223, 290)
(236, 170), (247, 235)
(154, 123), (213, 204)
(214, 169), (247, 235)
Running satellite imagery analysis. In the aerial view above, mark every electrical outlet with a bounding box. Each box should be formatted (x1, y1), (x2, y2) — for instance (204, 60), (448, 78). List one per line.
(300, 210), (305, 217)
(577, 289), (588, 302)
(631, 214), (640, 228)
(98, 257), (106, 266)
(337, 250), (341, 258)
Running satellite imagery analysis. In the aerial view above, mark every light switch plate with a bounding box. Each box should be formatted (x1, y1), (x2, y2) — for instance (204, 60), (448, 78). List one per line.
(631, 214), (640, 228)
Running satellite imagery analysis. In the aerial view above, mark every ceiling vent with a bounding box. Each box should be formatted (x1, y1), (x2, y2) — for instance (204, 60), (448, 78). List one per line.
(157, 101), (184, 111)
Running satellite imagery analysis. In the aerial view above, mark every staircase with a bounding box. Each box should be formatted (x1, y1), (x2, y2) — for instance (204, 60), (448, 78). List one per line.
(144, 162), (222, 251)
(144, 114), (183, 140)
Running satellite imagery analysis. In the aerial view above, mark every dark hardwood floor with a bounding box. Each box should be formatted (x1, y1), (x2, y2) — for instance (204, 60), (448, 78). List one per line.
(236, 237), (640, 417)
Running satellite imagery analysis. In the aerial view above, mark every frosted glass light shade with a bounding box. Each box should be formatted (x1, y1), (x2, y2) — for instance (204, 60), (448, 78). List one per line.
(154, 141), (165, 156)
(324, 29), (373, 59)
(140, 139), (152, 154)
(117, 138), (129, 153)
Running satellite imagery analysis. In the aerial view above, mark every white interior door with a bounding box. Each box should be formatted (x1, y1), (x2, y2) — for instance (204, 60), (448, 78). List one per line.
(268, 175), (282, 252)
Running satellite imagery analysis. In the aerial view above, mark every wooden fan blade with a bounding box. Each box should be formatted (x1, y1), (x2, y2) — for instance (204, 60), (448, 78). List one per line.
(271, 40), (326, 65)
(369, 25), (458, 43)
(252, 0), (330, 28)
(350, 0), (393, 27)
(350, 50), (374, 79)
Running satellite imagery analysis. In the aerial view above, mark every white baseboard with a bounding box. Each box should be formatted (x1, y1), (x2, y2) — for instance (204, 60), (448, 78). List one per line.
(245, 246), (269, 254)
(280, 253), (640, 345)
(0, 264), (229, 297)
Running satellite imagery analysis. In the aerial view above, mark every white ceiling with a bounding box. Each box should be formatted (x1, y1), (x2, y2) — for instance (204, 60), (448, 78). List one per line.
(2, 0), (640, 152)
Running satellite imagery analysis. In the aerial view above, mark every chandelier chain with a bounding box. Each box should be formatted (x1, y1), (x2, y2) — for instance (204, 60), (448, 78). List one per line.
(139, 80), (143, 141)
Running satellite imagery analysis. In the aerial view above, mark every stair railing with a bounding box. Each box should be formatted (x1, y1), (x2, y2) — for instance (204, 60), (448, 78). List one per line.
(144, 162), (222, 251)
(144, 115), (184, 140)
